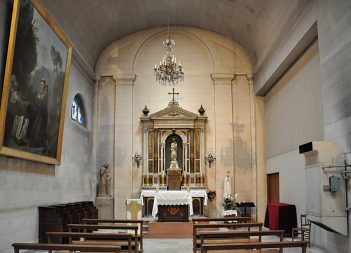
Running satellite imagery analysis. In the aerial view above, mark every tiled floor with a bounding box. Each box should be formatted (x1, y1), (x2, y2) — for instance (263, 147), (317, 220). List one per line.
(143, 238), (328, 253)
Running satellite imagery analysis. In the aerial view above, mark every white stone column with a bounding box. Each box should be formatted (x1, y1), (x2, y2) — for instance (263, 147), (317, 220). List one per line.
(95, 75), (116, 219)
(232, 74), (253, 203)
(92, 76), (101, 195)
(247, 75), (257, 220)
(113, 74), (136, 218)
(211, 73), (235, 208)
(255, 96), (267, 222)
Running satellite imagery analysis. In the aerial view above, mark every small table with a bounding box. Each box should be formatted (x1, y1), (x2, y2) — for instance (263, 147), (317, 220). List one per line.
(264, 203), (297, 236)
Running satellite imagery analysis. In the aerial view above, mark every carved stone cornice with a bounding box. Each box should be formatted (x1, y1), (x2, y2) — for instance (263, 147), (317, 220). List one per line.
(115, 74), (137, 86)
(211, 73), (235, 85)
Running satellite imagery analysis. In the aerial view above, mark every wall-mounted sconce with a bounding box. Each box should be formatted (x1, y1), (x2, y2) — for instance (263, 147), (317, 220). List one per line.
(205, 153), (216, 168)
(133, 152), (142, 168)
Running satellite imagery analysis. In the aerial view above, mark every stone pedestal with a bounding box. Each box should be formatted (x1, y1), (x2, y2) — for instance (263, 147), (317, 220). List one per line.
(96, 196), (114, 219)
(167, 169), (182, 190)
(206, 200), (218, 218)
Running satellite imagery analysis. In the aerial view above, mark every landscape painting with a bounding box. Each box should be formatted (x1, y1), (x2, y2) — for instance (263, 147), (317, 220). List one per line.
(0, 0), (72, 164)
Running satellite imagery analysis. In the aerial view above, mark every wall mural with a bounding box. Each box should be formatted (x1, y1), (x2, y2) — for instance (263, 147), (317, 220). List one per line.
(0, 0), (72, 164)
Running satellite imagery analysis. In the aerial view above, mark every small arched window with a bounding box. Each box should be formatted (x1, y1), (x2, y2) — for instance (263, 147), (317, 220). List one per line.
(71, 94), (86, 127)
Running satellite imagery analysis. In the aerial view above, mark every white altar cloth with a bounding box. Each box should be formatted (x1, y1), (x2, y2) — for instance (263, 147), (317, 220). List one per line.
(140, 190), (207, 217)
(222, 209), (238, 216)
(153, 190), (192, 217)
(140, 189), (208, 206)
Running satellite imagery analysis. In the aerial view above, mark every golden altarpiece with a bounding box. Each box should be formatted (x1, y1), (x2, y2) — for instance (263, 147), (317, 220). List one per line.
(140, 96), (208, 217)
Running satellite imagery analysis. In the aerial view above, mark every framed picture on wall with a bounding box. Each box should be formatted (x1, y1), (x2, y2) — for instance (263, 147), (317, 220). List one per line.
(0, 0), (15, 105)
(0, 0), (72, 165)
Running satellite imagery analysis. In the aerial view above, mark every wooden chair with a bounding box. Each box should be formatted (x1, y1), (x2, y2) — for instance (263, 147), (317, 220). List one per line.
(292, 214), (311, 246)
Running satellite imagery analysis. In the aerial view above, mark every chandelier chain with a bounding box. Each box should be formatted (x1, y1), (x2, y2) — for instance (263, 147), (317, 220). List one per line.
(153, 7), (184, 85)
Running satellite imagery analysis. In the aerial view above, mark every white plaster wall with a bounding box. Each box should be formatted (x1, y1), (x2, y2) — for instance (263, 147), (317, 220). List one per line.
(0, 64), (95, 253)
(95, 27), (254, 218)
(257, 1), (351, 251)
(264, 40), (322, 231)
(265, 41), (324, 159)
(266, 149), (306, 226)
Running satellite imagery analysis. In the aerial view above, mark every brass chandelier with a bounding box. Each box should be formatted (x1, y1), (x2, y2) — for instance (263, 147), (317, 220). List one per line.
(154, 18), (184, 85)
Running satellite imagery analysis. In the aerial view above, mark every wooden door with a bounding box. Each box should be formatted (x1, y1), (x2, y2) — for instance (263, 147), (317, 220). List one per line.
(267, 173), (279, 203)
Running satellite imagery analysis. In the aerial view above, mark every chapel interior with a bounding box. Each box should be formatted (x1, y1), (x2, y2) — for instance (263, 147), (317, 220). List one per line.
(1, 0), (351, 252)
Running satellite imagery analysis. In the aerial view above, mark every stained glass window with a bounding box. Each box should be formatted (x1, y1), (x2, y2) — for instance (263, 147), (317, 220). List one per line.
(71, 94), (86, 127)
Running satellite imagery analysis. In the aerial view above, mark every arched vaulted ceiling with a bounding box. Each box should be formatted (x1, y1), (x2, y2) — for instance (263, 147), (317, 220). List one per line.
(41, 0), (302, 72)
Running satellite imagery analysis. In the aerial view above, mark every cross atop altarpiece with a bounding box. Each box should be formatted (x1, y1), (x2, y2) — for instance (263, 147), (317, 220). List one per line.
(168, 88), (179, 106)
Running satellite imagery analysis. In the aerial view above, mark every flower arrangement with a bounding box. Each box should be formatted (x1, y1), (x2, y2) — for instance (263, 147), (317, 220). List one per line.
(223, 195), (236, 210)
(207, 190), (216, 201)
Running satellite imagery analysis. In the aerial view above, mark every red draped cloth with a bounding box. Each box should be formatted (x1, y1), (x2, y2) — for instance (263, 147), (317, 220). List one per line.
(264, 203), (297, 235)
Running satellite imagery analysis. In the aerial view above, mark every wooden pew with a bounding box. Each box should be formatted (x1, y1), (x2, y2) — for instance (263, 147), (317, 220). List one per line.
(12, 243), (121, 253)
(47, 231), (133, 253)
(192, 217), (252, 224)
(198, 230), (284, 245)
(193, 222), (263, 253)
(67, 223), (139, 252)
(201, 241), (308, 253)
(38, 201), (98, 243)
(82, 218), (144, 251)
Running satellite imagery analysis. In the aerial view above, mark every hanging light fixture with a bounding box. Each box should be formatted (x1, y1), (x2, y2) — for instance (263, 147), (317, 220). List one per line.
(154, 11), (184, 85)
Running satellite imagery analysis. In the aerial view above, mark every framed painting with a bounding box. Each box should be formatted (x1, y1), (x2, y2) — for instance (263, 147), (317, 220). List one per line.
(0, 0), (72, 164)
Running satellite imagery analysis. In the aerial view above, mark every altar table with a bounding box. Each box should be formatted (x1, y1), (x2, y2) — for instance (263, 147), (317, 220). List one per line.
(264, 203), (297, 235)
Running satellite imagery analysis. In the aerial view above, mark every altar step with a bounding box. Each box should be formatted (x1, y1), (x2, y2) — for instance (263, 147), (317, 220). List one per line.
(144, 221), (193, 238)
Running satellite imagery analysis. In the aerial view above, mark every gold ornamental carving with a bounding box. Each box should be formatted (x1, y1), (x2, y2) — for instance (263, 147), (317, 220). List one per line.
(168, 206), (180, 215)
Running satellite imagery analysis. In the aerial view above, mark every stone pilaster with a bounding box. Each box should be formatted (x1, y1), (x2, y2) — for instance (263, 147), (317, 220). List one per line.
(211, 73), (235, 210)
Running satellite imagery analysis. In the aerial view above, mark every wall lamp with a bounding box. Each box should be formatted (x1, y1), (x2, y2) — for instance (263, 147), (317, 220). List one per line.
(133, 152), (142, 168)
(205, 153), (216, 168)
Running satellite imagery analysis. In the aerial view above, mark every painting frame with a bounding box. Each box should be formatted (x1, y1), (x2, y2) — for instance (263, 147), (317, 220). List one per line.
(1, 0), (17, 107)
(0, 0), (72, 165)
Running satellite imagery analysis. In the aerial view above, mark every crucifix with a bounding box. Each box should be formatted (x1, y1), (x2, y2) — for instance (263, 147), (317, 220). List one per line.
(168, 88), (179, 103)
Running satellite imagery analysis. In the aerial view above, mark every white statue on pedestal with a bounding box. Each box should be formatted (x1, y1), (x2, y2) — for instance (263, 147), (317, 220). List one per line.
(223, 170), (232, 198)
(169, 138), (179, 170)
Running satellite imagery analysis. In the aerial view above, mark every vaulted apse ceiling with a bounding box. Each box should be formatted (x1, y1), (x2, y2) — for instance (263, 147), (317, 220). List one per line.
(41, 0), (301, 71)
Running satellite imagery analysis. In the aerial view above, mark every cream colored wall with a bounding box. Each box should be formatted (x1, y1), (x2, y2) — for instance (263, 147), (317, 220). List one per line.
(95, 27), (256, 218)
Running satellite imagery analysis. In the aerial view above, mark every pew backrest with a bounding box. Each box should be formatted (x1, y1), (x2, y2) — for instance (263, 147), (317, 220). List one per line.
(198, 229), (284, 244)
(46, 232), (133, 253)
(67, 223), (139, 251)
(201, 241), (308, 253)
(81, 218), (144, 251)
(12, 243), (120, 253)
(193, 222), (263, 253)
(192, 217), (251, 224)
